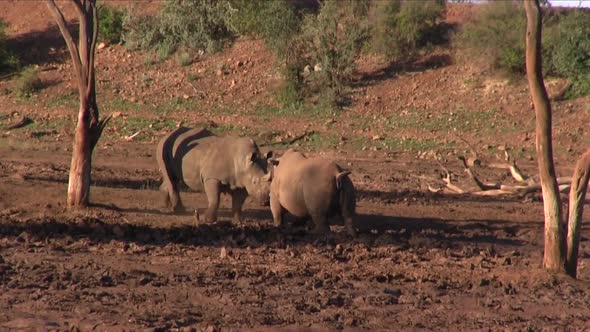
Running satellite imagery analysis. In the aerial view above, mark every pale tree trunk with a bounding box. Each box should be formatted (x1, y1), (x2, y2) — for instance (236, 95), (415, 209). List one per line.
(67, 104), (92, 207)
(566, 150), (590, 277)
(524, 0), (565, 272)
(47, 0), (110, 208)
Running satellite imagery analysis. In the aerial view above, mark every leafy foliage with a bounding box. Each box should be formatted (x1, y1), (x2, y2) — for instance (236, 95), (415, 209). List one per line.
(0, 20), (18, 73)
(123, 0), (234, 56)
(228, 0), (302, 58)
(98, 5), (126, 44)
(457, 1), (526, 73)
(458, 3), (590, 98)
(297, 0), (370, 107)
(370, 0), (447, 60)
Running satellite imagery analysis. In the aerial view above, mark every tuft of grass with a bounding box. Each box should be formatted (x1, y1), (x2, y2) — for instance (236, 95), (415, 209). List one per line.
(351, 136), (449, 152)
(176, 51), (193, 67)
(12, 67), (43, 98)
(187, 73), (199, 82)
(143, 55), (156, 66)
(156, 43), (173, 62)
(103, 96), (142, 114)
(151, 97), (199, 115)
(26, 117), (72, 133)
(209, 123), (236, 135)
(109, 117), (177, 141)
(46, 90), (77, 109)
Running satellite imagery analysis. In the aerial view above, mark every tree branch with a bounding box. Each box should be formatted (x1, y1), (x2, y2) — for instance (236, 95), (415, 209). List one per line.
(46, 0), (84, 91)
(86, 2), (98, 102)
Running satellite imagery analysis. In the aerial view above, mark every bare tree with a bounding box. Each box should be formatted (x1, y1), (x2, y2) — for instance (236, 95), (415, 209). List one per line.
(524, 0), (590, 277)
(524, 0), (565, 273)
(47, 0), (110, 208)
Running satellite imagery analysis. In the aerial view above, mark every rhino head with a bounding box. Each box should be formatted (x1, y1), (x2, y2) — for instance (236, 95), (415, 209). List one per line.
(240, 149), (274, 206)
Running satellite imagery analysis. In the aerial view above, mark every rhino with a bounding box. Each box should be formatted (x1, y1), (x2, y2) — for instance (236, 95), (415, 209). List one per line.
(270, 149), (357, 236)
(156, 127), (273, 223)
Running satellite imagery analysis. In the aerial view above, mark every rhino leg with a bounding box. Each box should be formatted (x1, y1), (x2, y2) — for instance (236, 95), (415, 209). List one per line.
(344, 217), (357, 237)
(160, 183), (184, 213)
(203, 179), (221, 222)
(231, 189), (248, 223)
(310, 213), (330, 235)
(270, 194), (284, 228)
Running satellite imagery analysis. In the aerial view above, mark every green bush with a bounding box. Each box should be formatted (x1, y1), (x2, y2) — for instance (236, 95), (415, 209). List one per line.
(545, 10), (590, 98)
(0, 20), (18, 73)
(123, 0), (234, 56)
(298, 0), (370, 106)
(13, 66), (43, 98)
(458, 3), (590, 97)
(457, 1), (526, 73)
(370, 0), (446, 60)
(98, 5), (126, 44)
(229, 0), (302, 58)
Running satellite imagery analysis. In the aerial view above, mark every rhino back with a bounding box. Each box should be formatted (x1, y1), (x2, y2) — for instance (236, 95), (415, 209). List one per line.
(157, 127), (214, 188)
(275, 155), (340, 217)
(194, 136), (261, 190)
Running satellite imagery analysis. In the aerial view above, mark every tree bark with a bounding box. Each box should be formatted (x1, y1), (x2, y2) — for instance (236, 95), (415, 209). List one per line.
(524, 0), (565, 272)
(566, 149), (590, 277)
(68, 105), (92, 207)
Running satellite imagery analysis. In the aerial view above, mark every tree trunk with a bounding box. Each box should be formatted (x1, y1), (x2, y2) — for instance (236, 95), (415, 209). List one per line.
(524, 0), (565, 272)
(67, 103), (92, 207)
(566, 149), (590, 277)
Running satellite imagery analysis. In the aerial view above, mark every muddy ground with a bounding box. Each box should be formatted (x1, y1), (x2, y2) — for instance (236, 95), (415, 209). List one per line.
(1, 2), (590, 331)
(1, 143), (590, 331)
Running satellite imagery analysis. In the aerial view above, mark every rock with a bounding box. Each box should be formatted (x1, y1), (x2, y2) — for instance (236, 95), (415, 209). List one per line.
(372, 135), (381, 141)
(97, 42), (106, 50)
(220, 247), (230, 259)
(111, 111), (123, 118)
(303, 65), (312, 76)
(314, 63), (322, 72)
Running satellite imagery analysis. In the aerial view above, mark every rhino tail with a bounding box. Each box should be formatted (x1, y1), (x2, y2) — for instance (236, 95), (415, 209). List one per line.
(157, 129), (182, 210)
(335, 171), (351, 190)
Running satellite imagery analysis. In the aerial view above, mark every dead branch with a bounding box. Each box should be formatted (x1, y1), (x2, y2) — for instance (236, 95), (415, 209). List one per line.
(6, 116), (33, 130)
(432, 152), (574, 197)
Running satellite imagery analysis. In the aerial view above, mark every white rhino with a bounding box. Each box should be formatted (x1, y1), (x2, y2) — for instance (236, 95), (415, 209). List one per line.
(156, 127), (273, 223)
(270, 149), (357, 236)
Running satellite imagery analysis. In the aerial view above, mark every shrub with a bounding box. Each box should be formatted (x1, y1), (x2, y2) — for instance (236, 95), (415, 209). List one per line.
(458, 3), (590, 97)
(0, 20), (18, 73)
(457, 1), (526, 73)
(123, 0), (234, 56)
(370, 0), (446, 60)
(229, 0), (302, 58)
(298, 0), (370, 106)
(545, 10), (590, 98)
(98, 5), (126, 44)
(13, 66), (43, 97)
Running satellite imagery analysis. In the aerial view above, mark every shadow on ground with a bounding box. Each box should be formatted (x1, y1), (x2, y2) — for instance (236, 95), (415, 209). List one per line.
(0, 208), (529, 251)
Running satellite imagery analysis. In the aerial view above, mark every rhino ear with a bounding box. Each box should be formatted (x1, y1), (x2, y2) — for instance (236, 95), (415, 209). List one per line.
(269, 157), (280, 166)
(249, 152), (257, 163)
